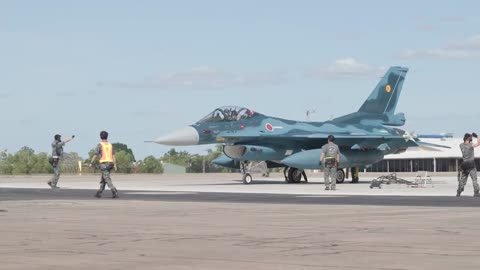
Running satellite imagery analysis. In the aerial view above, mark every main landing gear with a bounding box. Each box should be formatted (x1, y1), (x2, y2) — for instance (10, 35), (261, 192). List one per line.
(283, 167), (308, 184)
(336, 169), (345, 183)
(239, 161), (359, 185)
(336, 167), (360, 184)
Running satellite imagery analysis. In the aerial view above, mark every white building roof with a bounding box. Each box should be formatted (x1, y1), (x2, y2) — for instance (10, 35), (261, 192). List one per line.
(385, 138), (480, 160)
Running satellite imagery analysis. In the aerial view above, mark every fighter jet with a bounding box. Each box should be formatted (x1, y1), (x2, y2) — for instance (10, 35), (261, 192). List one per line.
(153, 66), (446, 184)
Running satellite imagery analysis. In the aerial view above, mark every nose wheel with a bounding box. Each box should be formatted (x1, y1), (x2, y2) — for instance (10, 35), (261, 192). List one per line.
(242, 173), (253, 184)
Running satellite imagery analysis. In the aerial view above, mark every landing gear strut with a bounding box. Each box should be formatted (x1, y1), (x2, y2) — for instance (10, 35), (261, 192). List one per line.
(351, 167), (359, 183)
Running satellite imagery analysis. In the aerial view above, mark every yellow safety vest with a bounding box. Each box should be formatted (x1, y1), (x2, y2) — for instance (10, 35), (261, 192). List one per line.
(99, 142), (114, 163)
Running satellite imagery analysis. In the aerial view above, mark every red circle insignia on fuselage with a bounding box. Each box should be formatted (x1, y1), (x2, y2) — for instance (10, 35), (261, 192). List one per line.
(265, 123), (273, 131)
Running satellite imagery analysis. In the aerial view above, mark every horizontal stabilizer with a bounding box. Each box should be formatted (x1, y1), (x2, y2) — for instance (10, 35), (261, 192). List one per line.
(410, 141), (451, 149)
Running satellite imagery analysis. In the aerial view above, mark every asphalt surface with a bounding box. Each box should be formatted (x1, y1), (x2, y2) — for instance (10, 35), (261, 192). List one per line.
(2, 187), (480, 207)
(2, 175), (480, 270)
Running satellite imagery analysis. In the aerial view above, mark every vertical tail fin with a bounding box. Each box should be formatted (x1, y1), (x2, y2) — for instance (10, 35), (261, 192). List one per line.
(358, 66), (408, 115)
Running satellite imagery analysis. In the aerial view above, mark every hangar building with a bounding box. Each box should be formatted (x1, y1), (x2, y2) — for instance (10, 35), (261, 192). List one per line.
(366, 138), (480, 173)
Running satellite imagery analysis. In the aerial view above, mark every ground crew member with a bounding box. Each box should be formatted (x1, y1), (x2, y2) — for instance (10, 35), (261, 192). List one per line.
(320, 135), (340, 190)
(89, 131), (119, 198)
(48, 134), (75, 189)
(457, 132), (480, 197)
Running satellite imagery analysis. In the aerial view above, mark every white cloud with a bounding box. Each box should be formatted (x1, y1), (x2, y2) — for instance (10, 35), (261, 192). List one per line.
(452, 35), (480, 50)
(401, 35), (480, 59)
(98, 67), (287, 90)
(307, 58), (385, 80)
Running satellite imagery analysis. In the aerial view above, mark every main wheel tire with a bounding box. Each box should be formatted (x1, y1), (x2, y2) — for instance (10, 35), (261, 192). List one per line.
(288, 168), (303, 183)
(336, 169), (345, 184)
(243, 173), (253, 184)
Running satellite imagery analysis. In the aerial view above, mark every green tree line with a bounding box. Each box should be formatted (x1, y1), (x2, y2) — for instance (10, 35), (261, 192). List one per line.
(160, 145), (232, 173)
(0, 143), (230, 175)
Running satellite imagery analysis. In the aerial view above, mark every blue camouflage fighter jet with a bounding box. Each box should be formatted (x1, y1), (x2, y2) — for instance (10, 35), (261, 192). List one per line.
(153, 66), (445, 184)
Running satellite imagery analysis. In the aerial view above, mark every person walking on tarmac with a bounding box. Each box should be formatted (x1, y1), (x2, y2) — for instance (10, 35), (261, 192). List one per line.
(320, 135), (341, 190)
(89, 131), (119, 199)
(457, 132), (480, 197)
(48, 134), (75, 189)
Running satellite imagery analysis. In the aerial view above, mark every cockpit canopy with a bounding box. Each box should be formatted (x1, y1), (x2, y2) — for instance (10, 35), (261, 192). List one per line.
(198, 106), (256, 123)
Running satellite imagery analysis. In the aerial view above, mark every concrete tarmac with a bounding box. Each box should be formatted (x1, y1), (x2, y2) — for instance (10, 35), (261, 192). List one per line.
(1, 174), (480, 269)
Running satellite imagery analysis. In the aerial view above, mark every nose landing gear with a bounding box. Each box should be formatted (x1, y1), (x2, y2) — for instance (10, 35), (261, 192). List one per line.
(240, 161), (268, 184)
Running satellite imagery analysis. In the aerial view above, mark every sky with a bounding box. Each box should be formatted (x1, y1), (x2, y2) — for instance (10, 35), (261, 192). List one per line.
(1, 0), (480, 159)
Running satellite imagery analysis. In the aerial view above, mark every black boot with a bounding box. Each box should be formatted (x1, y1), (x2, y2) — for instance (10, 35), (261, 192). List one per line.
(456, 191), (461, 197)
(94, 191), (102, 198)
(112, 189), (119, 199)
(474, 191), (480, 197)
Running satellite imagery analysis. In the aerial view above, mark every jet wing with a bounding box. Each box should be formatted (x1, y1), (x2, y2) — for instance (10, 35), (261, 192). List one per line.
(217, 132), (451, 150)
(217, 132), (402, 149)
(219, 131), (396, 139)
(298, 133), (399, 139)
(219, 132), (399, 141)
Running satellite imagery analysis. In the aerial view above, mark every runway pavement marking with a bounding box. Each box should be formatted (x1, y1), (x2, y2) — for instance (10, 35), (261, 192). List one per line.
(123, 191), (199, 195)
(296, 195), (348, 198)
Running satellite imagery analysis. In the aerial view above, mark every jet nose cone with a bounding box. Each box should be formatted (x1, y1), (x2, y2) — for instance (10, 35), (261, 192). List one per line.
(153, 126), (199, 146)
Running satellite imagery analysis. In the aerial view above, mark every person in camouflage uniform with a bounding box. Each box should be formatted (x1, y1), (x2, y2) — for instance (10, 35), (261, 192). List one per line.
(320, 135), (341, 190)
(457, 132), (480, 197)
(48, 134), (75, 189)
(89, 131), (118, 198)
